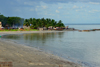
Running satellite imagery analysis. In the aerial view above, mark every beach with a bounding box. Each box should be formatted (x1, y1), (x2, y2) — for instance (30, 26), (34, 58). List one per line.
(0, 31), (82, 67)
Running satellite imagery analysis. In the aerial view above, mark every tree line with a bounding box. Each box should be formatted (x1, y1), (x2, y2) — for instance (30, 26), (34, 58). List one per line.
(0, 14), (65, 29)
(24, 18), (65, 29)
(0, 14), (23, 27)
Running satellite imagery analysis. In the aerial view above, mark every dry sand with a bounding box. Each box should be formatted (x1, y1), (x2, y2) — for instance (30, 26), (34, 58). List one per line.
(0, 31), (82, 67)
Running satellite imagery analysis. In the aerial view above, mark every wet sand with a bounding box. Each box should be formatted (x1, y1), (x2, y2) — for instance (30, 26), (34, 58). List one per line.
(0, 31), (82, 67)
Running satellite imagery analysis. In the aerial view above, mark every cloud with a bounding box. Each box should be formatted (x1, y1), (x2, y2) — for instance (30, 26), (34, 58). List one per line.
(89, 2), (100, 5)
(80, 6), (83, 8)
(73, 5), (79, 8)
(30, 9), (34, 11)
(76, 10), (79, 12)
(72, 5), (85, 9)
(89, 10), (100, 13)
(44, 0), (100, 3)
(15, 0), (100, 5)
(58, 7), (62, 9)
(14, 9), (21, 12)
(93, 10), (100, 12)
(24, 1), (37, 6)
(41, 6), (48, 9)
(1, 0), (100, 24)
(35, 8), (38, 11)
(36, 6), (48, 9)
(27, 0), (100, 4)
(45, 13), (55, 16)
(56, 10), (59, 13)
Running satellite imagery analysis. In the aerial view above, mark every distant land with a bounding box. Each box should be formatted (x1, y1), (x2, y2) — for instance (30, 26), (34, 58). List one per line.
(65, 23), (100, 25)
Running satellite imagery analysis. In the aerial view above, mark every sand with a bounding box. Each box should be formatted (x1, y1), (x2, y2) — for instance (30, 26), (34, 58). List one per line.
(0, 31), (82, 67)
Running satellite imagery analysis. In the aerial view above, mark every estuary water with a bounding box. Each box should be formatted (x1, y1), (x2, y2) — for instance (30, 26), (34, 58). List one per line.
(1, 25), (100, 67)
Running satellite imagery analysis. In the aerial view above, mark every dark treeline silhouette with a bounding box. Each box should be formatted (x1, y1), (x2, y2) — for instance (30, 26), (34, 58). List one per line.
(0, 14), (23, 27)
(24, 18), (65, 29)
(0, 13), (65, 29)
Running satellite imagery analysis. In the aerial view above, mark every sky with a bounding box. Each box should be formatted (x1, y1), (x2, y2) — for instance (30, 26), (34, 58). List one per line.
(0, 0), (100, 24)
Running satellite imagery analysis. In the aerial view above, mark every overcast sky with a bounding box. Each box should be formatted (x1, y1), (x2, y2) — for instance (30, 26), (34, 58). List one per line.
(0, 0), (100, 24)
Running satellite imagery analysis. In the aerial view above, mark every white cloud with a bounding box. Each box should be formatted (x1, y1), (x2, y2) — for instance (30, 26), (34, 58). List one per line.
(87, 6), (90, 8)
(89, 11), (93, 13)
(89, 2), (100, 5)
(45, 13), (55, 16)
(58, 7), (62, 9)
(73, 5), (79, 8)
(56, 10), (59, 13)
(41, 6), (48, 9)
(89, 10), (100, 13)
(36, 6), (48, 9)
(80, 6), (83, 8)
(93, 10), (100, 12)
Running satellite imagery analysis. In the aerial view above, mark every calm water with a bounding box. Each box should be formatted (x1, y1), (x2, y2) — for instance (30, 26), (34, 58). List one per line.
(1, 25), (100, 67)
(66, 25), (100, 30)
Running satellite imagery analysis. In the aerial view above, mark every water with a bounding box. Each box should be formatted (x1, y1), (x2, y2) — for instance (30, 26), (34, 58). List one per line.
(65, 25), (100, 30)
(1, 25), (100, 67)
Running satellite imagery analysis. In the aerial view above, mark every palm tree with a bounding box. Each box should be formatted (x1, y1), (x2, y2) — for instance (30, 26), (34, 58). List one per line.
(24, 19), (30, 27)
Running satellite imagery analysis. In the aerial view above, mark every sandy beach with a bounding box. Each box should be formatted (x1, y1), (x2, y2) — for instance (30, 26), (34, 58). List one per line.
(0, 31), (82, 67)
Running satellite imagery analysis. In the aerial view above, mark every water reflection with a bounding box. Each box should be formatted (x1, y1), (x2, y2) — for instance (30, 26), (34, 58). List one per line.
(2, 31), (100, 67)
(2, 32), (64, 45)
(2, 34), (21, 39)
(23, 32), (64, 42)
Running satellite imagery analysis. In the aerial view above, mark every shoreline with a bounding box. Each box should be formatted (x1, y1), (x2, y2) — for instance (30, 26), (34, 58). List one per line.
(0, 31), (82, 67)
(0, 31), (65, 35)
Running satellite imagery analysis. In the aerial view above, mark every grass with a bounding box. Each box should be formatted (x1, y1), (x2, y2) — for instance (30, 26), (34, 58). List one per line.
(0, 29), (39, 32)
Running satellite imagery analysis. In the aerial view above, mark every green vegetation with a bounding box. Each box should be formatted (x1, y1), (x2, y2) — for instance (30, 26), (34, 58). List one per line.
(24, 18), (65, 29)
(0, 13), (65, 30)
(0, 14), (23, 27)
(0, 29), (38, 31)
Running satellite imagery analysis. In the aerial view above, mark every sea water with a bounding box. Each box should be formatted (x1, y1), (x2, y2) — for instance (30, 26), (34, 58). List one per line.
(1, 25), (100, 67)
(66, 25), (100, 30)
